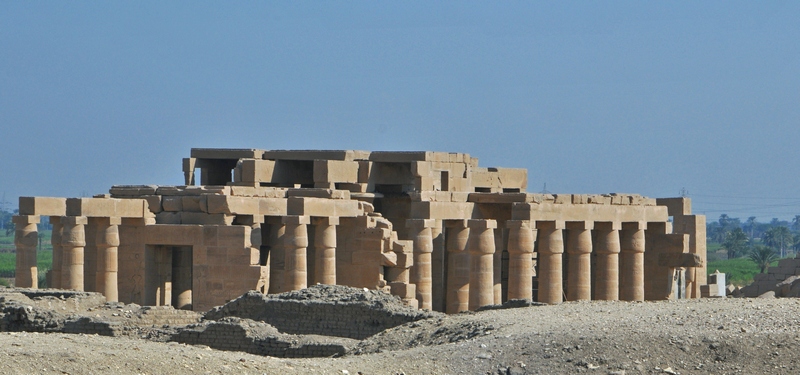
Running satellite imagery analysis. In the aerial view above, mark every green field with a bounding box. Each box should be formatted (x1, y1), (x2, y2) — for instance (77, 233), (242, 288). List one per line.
(707, 257), (776, 287)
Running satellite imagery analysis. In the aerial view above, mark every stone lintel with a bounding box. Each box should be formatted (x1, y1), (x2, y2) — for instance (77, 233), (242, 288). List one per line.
(312, 216), (340, 226)
(594, 221), (622, 231)
(534, 220), (565, 230)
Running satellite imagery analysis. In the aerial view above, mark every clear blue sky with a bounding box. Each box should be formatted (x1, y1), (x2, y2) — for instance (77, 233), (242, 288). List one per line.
(2, 2), (799, 222)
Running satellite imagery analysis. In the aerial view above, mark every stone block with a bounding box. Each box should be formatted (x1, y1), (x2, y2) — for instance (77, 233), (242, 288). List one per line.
(553, 194), (571, 204)
(109, 185), (158, 196)
(237, 159), (277, 183)
(313, 160), (359, 184)
(258, 198), (288, 216)
(181, 196), (205, 212)
(142, 195), (162, 213)
(162, 196), (183, 212)
(19, 196), (67, 216)
(287, 188), (350, 200)
(181, 212), (234, 225)
(156, 212), (181, 224)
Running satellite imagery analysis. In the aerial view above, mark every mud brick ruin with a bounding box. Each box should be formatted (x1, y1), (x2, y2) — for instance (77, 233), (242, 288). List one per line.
(13, 148), (707, 312)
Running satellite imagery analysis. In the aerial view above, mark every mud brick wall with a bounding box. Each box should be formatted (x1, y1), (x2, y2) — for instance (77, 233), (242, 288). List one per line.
(172, 318), (355, 358)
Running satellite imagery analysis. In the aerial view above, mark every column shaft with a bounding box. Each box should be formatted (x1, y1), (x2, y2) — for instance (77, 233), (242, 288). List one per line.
(431, 223), (445, 312)
(537, 221), (564, 305)
(566, 222), (593, 301)
(268, 220), (285, 294)
(493, 228), (504, 304)
(61, 216), (88, 291)
(507, 220), (535, 300)
(95, 218), (121, 302)
(408, 219), (436, 310)
(50, 217), (63, 289)
(445, 222), (470, 314)
(13, 215), (40, 288)
(313, 217), (338, 285)
(283, 216), (310, 291)
(620, 223), (646, 301)
(172, 246), (192, 309)
(468, 219), (496, 311)
(594, 223), (620, 301)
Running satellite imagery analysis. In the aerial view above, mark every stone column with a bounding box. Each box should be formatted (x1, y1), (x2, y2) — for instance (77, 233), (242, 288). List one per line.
(506, 220), (535, 301)
(445, 220), (470, 314)
(407, 219), (437, 310)
(313, 217), (338, 285)
(493, 227), (505, 304)
(431, 222), (445, 312)
(267, 218), (286, 294)
(468, 219), (496, 311)
(95, 217), (121, 302)
(50, 217), (63, 289)
(537, 221), (564, 305)
(13, 215), (40, 288)
(594, 222), (621, 301)
(566, 221), (593, 301)
(620, 222), (646, 301)
(61, 216), (88, 291)
(283, 215), (310, 292)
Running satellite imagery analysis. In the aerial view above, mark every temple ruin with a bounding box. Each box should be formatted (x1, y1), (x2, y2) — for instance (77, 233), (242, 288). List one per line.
(13, 148), (707, 312)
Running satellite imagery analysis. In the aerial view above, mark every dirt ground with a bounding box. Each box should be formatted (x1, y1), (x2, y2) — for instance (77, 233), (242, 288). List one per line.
(3, 296), (800, 375)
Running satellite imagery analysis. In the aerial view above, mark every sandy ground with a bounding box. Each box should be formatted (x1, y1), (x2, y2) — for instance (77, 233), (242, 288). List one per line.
(3, 297), (800, 375)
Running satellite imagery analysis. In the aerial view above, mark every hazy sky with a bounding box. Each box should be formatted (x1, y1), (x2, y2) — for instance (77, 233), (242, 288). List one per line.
(2, 2), (799, 222)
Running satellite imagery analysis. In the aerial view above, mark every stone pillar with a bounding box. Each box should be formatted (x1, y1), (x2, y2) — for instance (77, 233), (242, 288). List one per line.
(430, 222), (445, 312)
(445, 220), (470, 314)
(506, 220), (535, 301)
(267, 218), (285, 294)
(283, 215), (310, 292)
(95, 217), (121, 302)
(468, 219), (496, 311)
(493, 227), (505, 304)
(594, 222), (621, 301)
(172, 246), (192, 310)
(313, 217), (338, 285)
(50, 217), (63, 289)
(61, 216), (88, 291)
(13, 215), (40, 288)
(620, 222), (646, 301)
(566, 221), (593, 301)
(537, 221), (564, 305)
(407, 219), (437, 310)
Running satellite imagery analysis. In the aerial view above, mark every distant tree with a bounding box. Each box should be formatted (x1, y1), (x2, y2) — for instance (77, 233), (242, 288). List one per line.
(793, 215), (800, 232)
(745, 216), (758, 240)
(794, 233), (800, 253)
(723, 228), (749, 259)
(763, 226), (794, 258)
(749, 245), (779, 274)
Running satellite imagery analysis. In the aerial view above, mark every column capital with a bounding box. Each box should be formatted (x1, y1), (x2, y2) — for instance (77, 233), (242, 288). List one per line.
(445, 219), (470, 229)
(535, 220), (565, 230)
(468, 219), (497, 230)
(594, 221), (621, 231)
(282, 215), (310, 225)
(622, 221), (647, 231)
(506, 220), (533, 230)
(406, 218), (439, 229)
(566, 221), (594, 230)
(313, 216), (339, 226)
(61, 216), (88, 225)
(12, 215), (40, 225)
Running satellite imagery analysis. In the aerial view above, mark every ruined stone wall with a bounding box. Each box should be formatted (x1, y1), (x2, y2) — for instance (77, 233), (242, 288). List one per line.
(205, 286), (440, 340)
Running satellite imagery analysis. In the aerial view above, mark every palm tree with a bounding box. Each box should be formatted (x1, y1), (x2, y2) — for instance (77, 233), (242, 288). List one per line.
(763, 226), (794, 258)
(723, 228), (749, 259)
(749, 245), (779, 274)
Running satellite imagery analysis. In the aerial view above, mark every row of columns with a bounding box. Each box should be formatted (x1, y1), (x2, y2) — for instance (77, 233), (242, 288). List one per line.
(14, 215), (121, 302)
(269, 215), (339, 293)
(406, 219), (648, 313)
